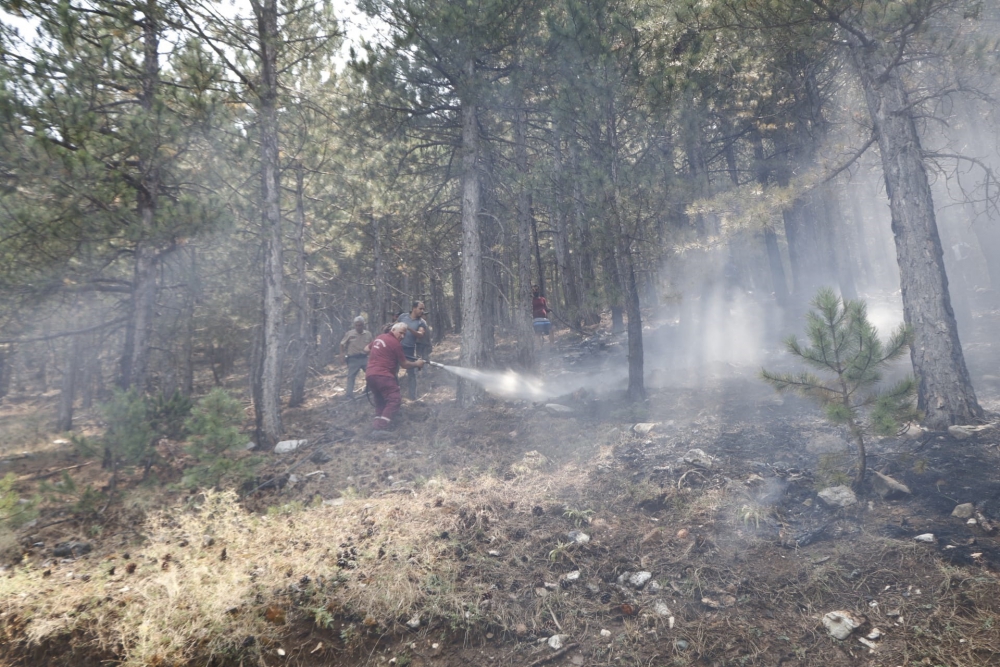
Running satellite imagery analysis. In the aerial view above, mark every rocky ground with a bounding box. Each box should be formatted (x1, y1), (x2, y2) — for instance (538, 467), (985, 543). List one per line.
(1, 305), (1000, 667)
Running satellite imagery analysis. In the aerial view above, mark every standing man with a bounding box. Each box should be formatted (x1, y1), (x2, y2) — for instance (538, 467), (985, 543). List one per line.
(339, 316), (373, 400)
(531, 285), (553, 344)
(398, 301), (428, 400)
(364, 322), (425, 432)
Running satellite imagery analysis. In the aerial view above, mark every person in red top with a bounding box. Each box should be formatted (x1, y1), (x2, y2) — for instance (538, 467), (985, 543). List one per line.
(531, 285), (553, 344)
(364, 322), (425, 431)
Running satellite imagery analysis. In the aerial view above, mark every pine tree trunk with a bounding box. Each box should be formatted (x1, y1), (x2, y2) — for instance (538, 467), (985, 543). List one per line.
(120, 244), (158, 390)
(289, 164), (311, 408)
(179, 247), (196, 396)
(0, 345), (9, 402)
(372, 214), (389, 329)
(255, 0), (284, 445)
(848, 36), (983, 429)
(514, 101), (536, 369)
(458, 66), (485, 407)
(552, 127), (582, 326)
(57, 334), (81, 432)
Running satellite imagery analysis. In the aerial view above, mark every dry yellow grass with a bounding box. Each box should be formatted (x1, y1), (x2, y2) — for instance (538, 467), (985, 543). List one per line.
(0, 461), (594, 666)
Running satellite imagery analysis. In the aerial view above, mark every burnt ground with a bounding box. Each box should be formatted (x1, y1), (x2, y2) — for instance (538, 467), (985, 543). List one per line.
(2, 303), (1000, 667)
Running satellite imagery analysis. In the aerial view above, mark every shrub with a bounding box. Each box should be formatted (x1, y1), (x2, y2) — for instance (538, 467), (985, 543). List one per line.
(182, 389), (258, 489)
(761, 288), (918, 490)
(101, 389), (157, 487)
(0, 472), (38, 529)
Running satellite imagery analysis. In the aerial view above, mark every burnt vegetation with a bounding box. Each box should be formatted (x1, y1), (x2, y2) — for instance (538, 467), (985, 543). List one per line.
(1, 0), (1000, 666)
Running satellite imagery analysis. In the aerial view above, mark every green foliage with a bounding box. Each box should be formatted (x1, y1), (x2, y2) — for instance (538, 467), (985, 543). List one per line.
(181, 389), (258, 490)
(102, 389), (156, 468)
(0, 472), (38, 528)
(148, 390), (194, 441)
(39, 471), (103, 515)
(761, 289), (918, 489)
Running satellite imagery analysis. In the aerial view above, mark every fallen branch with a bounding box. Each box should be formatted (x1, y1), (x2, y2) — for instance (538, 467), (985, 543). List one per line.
(528, 644), (579, 667)
(17, 461), (93, 482)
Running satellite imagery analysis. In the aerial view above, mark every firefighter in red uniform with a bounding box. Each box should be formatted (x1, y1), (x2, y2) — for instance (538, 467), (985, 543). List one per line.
(363, 322), (426, 432)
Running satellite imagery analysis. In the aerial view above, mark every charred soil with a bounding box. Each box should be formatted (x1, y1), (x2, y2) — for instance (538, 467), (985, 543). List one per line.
(2, 313), (1000, 667)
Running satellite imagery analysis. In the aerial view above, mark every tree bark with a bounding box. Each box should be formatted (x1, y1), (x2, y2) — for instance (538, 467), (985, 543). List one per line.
(514, 99), (536, 369)
(289, 163), (311, 408)
(848, 36), (983, 429)
(372, 213), (389, 331)
(254, 0), (284, 444)
(56, 334), (81, 432)
(119, 4), (162, 391)
(458, 63), (485, 407)
(179, 247), (197, 396)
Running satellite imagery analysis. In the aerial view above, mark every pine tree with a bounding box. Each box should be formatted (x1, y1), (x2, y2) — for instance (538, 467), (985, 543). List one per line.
(761, 288), (918, 490)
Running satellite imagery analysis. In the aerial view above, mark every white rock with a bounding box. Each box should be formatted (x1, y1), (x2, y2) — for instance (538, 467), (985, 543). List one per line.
(628, 571), (652, 588)
(682, 448), (714, 468)
(871, 471), (911, 500)
(653, 601), (672, 617)
(822, 610), (864, 640)
(407, 615), (421, 629)
(914, 533), (936, 543)
(563, 570), (581, 582)
(243, 442), (256, 451)
(632, 423), (657, 436)
(545, 404), (574, 415)
(857, 637), (878, 650)
(952, 503), (975, 519)
(600, 629), (612, 638)
(948, 424), (994, 440)
(647, 580), (662, 593)
(866, 628), (882, 640)
(274, 439), (307, 454)
(547, 634), (567, 650)
(567, 531), (590, 544)
(488, 550), (501, 557)
(287, 474), (300, 485)
(818, 485), (858, 507)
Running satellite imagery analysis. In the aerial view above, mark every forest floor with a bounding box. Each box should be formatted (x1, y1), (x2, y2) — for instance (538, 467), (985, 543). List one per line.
(2, 300), (1000, 667)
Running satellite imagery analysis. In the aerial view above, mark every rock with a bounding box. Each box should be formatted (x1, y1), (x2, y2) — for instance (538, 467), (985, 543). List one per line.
(406, 615), (421, 629)
(628, 571), (652, 588)
(676, 640), (689, 650)
(545, 404), (574, 416)
(567, 530), (590, 544)
(631, 423), (657, 436)
(309, 450), (332, 464)
(535, 587), (549, 598)
(600, 629), (611, 638)
(867, 628), (882, 640)
(871, 471), (911, 500)
(822, 610), (864, 640)
(586, 583), (601, 595)
(242, 442), (256, 451)
(857, 637), (878, 650)
(53, 541), (92, 558)
(818, 485), (858, 508)
(682, 448), (714, 468)
(952, 503), (975, 519)
(647, 580), (662, 593)
(948, 424), (994, 440)
(547, 634), (567, 650)
(902, 423), (926, 439)
(202, 535), (215, 547)
(287, 474), (300, 485)
(652, 601), (672, 617)
(914, 533), (936, 543)
(806, 434), (851, 454)
(563, 570), (581, 582)
(274, 439), (307, 454)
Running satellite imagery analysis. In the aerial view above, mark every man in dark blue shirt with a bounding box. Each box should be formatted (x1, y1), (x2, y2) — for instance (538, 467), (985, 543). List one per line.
(397, 301), (428, 400)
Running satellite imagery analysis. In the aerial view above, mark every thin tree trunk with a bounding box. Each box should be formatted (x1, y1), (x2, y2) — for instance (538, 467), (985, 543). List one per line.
(179, 247), (197, 396)
(289, 164), (311, 408)
(372, 213), (389, 331)
(514, 100), (536, 369)
(848, 35), (983, 429)
(458, 64), (485, 407)
(255, 0), (284, 445)
(552, 130), (582, 328)
(57, 334), (82, 432)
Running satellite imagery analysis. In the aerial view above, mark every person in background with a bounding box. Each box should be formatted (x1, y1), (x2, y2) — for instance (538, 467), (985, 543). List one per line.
(382, 311), (404, 334)
(339, 316), (373, 400)
(398, 301), (428, 400)
(364, 322), (425, 433)
(532, 285), (553, 344)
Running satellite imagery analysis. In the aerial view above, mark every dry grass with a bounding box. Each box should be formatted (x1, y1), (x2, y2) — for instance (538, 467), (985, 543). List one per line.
(0, 461), (597, 666)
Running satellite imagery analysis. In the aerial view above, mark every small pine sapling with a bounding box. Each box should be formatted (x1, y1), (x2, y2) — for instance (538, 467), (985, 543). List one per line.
(183, 388), (259, 489)
(761, 288), (918, 490)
